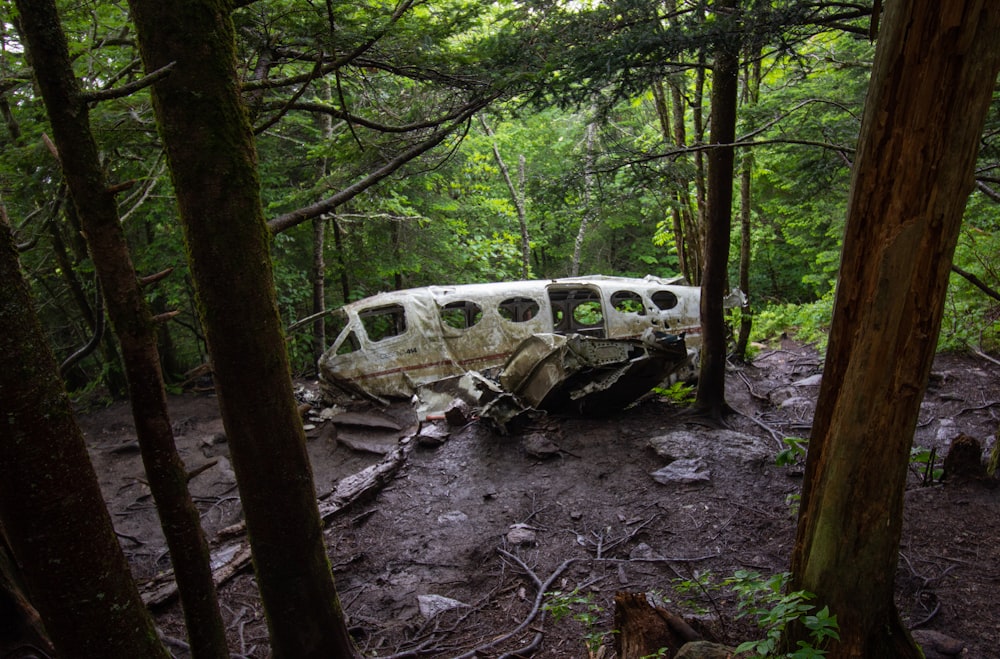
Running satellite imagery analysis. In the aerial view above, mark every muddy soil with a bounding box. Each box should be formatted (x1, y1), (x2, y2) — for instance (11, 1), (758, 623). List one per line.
(77, 343), (1000, 658)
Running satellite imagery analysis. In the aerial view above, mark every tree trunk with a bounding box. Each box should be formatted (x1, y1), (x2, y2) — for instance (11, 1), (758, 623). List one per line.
(334, 218), (352, 301)
(14, 1), (230, 656)
(693, 0), (738, 418)
(691, 53), (708, 278)
(0, 217), (170, 659)
(788, 2), (1000, 656)
(126, 1), (360, 656)
(0, 531), (54, 657)
(572, 120), (598, 277)
(481, 115), (532, 278)
(735, 58), (761, 362)
(312, 217), (327, 362)
(311, 83), (334, 364)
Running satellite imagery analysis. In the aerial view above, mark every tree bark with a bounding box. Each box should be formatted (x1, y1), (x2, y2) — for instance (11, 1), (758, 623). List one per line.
(788, 2), (1000, 656)
(0, 216), (170, 659)
(126, 0), (360, 656)
(13, 1), (231, 657)
(572, 120), (598, 277)
(735, 57), (761, 362)
(693, 0), (738, 417)
(481, 115), (532, 278)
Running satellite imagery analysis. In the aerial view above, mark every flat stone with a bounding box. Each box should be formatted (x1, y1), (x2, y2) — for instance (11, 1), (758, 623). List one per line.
(675, 641), (736, 659)
(522, 433), (561, 459)
(416, 423), (450, 447)
(417, 593), (469, 619)
(648, 429), (771, 467)
(437, 510), (468, 524)
(337, 431), (396, 455)
(506, 523), (537, 546)
(650, 458), (711, 486)
(911, 629), (964, 657)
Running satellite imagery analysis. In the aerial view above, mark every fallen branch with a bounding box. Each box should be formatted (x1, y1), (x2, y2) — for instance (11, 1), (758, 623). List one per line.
(446, 552), (578, 659)
(139, 434), (414, 607)
(972, 348), (1000, 368)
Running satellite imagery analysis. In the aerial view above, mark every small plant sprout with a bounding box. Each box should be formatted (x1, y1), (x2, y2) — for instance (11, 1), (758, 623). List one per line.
(910, 446), (943, 486)
(775, 437), (808, 467)
(653, 380), (697, 405)
(543, 589), (612, 657)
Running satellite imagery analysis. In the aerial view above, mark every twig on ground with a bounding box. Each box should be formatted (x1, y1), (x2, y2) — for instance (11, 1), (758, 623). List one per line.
(739, 411), (785, 449)
(737, 370), (769, 402)
(972, 348), (1000, 368)
(445, 552), (578, 659)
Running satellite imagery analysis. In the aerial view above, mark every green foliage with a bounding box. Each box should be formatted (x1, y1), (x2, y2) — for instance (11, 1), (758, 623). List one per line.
(746, 292), (835, 351)
(724, 571), (840, 659)
(938, 205), (1000, 353)
(653, 381), (696, 406)
(7, 0), (1000, 396)
(543, 589), (610, 656)
(910, 446), (943, 486)
(670, 570), (839, 658)
(775, 437), (808, 468)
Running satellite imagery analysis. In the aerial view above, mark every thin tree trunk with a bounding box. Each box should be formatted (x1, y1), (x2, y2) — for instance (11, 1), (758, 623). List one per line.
(0, 216), (170, 659)
(311, 82), (334, 363)
(126, 0), (360, 656)
(788, 3), (1000, 656)
(572, 120), (598, 277)
(480, 115), (531, 278)
(735, 58), (761, 361)
(691, 53), (708, 274)
(312, 217), (326, 361)
(14, 1), (230, 656)
(334, 218), (351, 301)
(693, 0), (738, 418)
(672, 71), (702, 284)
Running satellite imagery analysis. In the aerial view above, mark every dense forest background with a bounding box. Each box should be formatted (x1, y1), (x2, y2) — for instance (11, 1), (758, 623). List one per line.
(2, 0), (998, 397)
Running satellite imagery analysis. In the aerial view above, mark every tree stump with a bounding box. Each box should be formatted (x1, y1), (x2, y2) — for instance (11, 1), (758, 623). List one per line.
(943, 434), (987, 481)
(613, 592), (702, 659)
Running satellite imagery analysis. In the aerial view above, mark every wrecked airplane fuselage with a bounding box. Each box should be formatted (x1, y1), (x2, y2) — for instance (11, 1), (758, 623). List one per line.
(317, 275), (705, 415)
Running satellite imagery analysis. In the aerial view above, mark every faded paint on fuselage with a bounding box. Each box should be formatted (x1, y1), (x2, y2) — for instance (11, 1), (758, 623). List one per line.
(318, 275), (704, 401)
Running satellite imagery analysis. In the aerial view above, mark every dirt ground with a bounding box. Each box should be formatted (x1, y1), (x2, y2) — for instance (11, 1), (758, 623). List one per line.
(77, 342), (1000, 658)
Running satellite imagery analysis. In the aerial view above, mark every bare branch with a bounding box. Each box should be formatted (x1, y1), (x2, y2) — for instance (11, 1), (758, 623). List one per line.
(267, 95), (495, 234)
(951, 264), (1000, 303)
(80, 61), (176, 103)
(138, 267), (175, 287)
(975, 179), (1000, 204)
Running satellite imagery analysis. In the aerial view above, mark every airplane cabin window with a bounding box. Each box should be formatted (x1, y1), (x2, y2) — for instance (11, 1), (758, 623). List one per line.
(651, 290), (679, 310)
(440, 300), (483, 329)
(498, 297), (540, 323)
(359, 304), (407, 342)
(336, 330), (360, 355)
(572, 300), (603, 326)
(611, 290), (645, 315)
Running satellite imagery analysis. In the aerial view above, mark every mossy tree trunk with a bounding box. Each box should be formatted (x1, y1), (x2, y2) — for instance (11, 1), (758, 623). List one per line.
(788, 2), (1000, 656)
(693, 0), (738, 418)
(125, 0), (359, 656)
(14, 1), (230, 656)
(0, 217), (170, 659)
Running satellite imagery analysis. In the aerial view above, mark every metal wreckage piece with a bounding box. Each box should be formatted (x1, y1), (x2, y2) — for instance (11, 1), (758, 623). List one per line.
(315, 275), (738, 425)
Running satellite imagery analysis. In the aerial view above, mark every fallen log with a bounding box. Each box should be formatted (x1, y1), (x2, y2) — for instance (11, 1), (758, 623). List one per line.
(139, 433), (415, 607)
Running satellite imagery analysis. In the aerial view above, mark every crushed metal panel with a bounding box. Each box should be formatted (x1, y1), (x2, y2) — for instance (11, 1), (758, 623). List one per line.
(496, 332), (689, 416)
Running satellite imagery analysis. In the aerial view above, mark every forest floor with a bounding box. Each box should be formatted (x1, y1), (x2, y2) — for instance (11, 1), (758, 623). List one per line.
(77, 341), (1000, 659)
